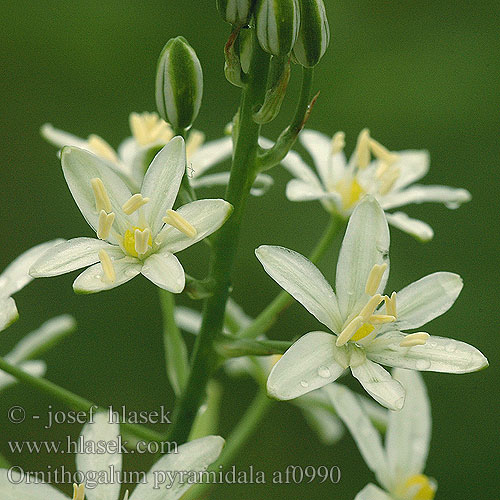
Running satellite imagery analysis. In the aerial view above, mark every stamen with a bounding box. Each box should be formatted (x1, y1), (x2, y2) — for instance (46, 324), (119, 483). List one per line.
(399, 332), (430, 347)
(129, 112), (173, 146)
(186, 130), (205, 159)
(369, 137), (399, 165)
(369, 314), (396, 324)
(397, 474), (436, 500)
(73, 483), (85, 500)
(379, 165), (401, 195)
(122, 194), (150, 215)
(365, 263), (388, 296)
(134, 228), (152, 255)
(376, 162), (389, 178)
(163, 209), (197, 238)
(87, 135), (119, 164)
(336, 316), (364, 346)
(359, 294), (383, 321)
(331, 131), (346, 154)
(384, 291), (397, 317)
(354, 128), (371, 169)
(97, 210), (115, 240)
(98, 249), (115, 283)
(90, 178), (112, 213)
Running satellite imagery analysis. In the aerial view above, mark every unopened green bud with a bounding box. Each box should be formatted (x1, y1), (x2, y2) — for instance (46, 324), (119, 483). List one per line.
(217, 0), (255, 26)
(156, 36), (203, 131)
(256, 0), (300, 56)
(293, 0), (330, 67)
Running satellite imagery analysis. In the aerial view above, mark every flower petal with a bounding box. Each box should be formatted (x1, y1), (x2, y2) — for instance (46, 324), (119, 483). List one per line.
(354, 483), (393, 500)
(392, 272), (463, 330)
(6, 315), (76, 363)
(41, 123), (89, 150)
(1, 240), (64, 296)
(350, 359), (405, 410)
(128, 435), (224, 500)
(386, 369), (431, 488)
(326, 384), (390, 488)
(336, 196), (390, 320)
(267, 331), (348, 400)
(30, 238), (123, 278)
(141, 250), (185, 293)
(0, 360), (46, 392)
(0, 298), (19, 333)
(299, 129), (336, 187)
(157, 199), (233, 254)
(73, 257), (141, 294)
(61, 146), (134, 237)
(191, 172), (273, 197)
(281, 149), (323, 185)
(174, 306), (202, 334)
(385, 211), (434, 242)
(380, 184), (471, 211)
(368, 331), (489, 373)
(255, 245), (342, 332)
(0, 469), (68, 500)
(141, 137), (186, 235)
(286, 179), (331, 201)
(76, 412), (121, 500)
(391, 150), (430, 190)
(189, 136), (233, 178)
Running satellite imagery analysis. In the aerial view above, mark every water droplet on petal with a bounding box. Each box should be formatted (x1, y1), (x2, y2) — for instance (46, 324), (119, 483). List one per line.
(318, 366), (331, 378)
(300, 380), (309, 388)
(416, 359), (431, 370)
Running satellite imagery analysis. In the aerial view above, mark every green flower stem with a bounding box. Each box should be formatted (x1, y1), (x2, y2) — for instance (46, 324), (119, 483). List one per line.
(182, 389), (272, 500)
(258, 66), (316, 171)
(239, 213), (343, 339)
(159, 289), (189, 396)
(167, 32), (271, 444)
(0, 356), (165, 444)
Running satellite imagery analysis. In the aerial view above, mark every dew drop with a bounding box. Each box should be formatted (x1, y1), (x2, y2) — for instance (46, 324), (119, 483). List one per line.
(300, 380), (309, 388)
(318, 366), (331, 378)
(416, 359), (431, 370)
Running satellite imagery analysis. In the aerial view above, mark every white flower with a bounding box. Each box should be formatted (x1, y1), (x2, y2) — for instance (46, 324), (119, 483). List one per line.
(281, 129), (471, 241)
(255, 196), (488, 410)
(42, 113), (273, 196)
(0, 412), (225, 500)
(175, 300), (388, 446)
(30, 137), (233, 294)
(327, 369), (437, 500)
(0, 315), (75, 392)
(0, 240), (63, 332)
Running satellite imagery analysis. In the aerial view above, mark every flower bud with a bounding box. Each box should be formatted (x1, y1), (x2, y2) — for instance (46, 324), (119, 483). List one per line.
(293, 0), (330, 67)
(255, 0), (300, 56)
(156, 37), (203, 130)
(216, 0), (255, 26)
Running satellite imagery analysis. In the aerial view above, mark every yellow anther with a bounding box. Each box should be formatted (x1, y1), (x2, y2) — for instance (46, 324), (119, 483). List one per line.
(122, 194), (150, 215)
(134, 228), (152, 256)
(87, 135), (119, 164)
(354, 128), (371, 169)
(331, 131), (346, 154)
(97, 210), (115, 240)
(359, 294), (383, 321)
(129, 112), (173, 146)
(98, 249), (115, 283)
(337, 316), (364, 346)
(399, 332), (430, 347)
(350, 323), (375, 342)
(384, 291), (397, 317)
(90, 178), (112, 213)
(72, 483), (85, 500)
(123, 227), (152, 257)
(365, 263), (388, 296)
(369, 314), (396, 324)
(369, 137), (399, 165)
(163, 209), (198, 238)
(397, 474), (436, 500)
(379, 164), (401, 195)
(186, 130), (205, 159)
(376, 162), (389, 178)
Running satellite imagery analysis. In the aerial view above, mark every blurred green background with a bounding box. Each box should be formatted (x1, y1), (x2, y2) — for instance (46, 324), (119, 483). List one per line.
(1, 1), (499, 498)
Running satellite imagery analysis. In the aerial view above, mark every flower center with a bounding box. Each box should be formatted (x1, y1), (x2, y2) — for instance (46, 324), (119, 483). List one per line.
(397, 474), (436, 500)
(123, 227), (152, 258)
(334, 177), (364, 210)
(129, 112), (174, 146)
(336, 263), (397, 347)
